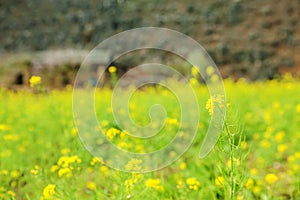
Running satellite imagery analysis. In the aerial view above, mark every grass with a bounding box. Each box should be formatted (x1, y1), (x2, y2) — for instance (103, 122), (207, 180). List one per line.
(0, 74), (300, 199)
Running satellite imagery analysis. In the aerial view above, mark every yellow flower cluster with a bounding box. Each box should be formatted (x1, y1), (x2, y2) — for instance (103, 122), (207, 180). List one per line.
(90, 157), (104, 166)
(86, 181), (96, 191)
(51, 155), (81, 178)
(105, 127), (124, 140)
(29, 76), (42, 87)
(30, 165), (39, 175)
(125, 158), (142, 171)
(40, 184), (56, 200)
(0, 187), (16, 199)
(145, 178), (164, 191)
(125, 173), (144, 194)
(186, 177), (201, 190)
(206, 94), (225, 116)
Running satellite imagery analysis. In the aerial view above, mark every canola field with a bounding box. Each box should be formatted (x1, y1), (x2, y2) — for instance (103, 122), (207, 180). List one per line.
(0, 75), (300, 200)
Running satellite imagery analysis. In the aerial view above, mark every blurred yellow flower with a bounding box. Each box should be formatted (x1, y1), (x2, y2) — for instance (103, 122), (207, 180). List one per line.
(29, 76), (42, 87)
(189, 78), (198, 85)
(86, 181), (96, 191)
(206, 95), (225, 116)
(100, 166), (109, 176)
(71, 127), (78, 136)
(215, 176), (225, 187)
(259, 140), (271, 148)
(186, 177), (200, 190)
(227, 157), (240, 168)
(275, 131), (285, 143)
(287, 155), (295, 163)
(265, 173), (278, 184)
(0, 124), (10, 131)
(277, 144), (288, 153)
(206, 66), (215, 76)
(191, 66), (199, 77)
(145, 178), (164, 191)
(7, 190), (16, 197)
(50, 165), (59, 173)
(42, 184), (55, 199)
(108, 66), (117, 73)
(240, 141), (247, 149)
(179, 162), (186, 170)
(61, 148), (71, 155)
(0, 170), (8, 175)
(30, 165), (39, 175)
(125, 158), (142, 171)
(296, 104), (300, 113)
(10, 170), (19, 178)
(58, 168), (72, 178)
(252, 186), (261, 194)
(250, 168), (258, 175)
(245, 178), (254, 189)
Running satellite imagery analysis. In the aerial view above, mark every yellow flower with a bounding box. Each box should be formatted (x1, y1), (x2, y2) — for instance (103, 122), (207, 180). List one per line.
(206, 66), (215, 76)
(189, 78), (198, 85)
(145, 178), (164, 191)
(58, 168), (72, 178)
(108, 66), (117, 73)
(250, 168), (258, 175)
(287, 155), (295, 163)
(275, 131), (285, 142)
(50, 165), (59, 173)
(42, 184), (56, 199)
(210, 74), (219, 83)
(11, 170), (19, 178)
(277, 144), (288, 153)
(90, 157), (103, 166)
(245, 178), (254, 189)
(191, 66), (199, 77)
(29, 76), (42, 87)
(3, 134), (19, 141)
(125, 159), (142, 171)
(0, 170), (8, 175)
(61, 148), (71, 155)
(259, 140), (271, 148)
(30, 165), (39, 175)
(7, 190), (16, 197)
(101, 120), (109, 127)
(227, 157), (240, 168)
(179, 162), (186, 170)
(240, 141), (247, 149)
(186, 177), (200, 190)
(296, 104), (300, 113)
(206, 98), (213, 115)
(0, 124), (10, 131)
(86, 181), (96, 191)
(252, 186), (261, 194)
(176, 180), (184, 189)
(265, 173), (278, 184)
(71, 127), (78, 136)
(205, 95), (225, 116)
(105, 127), (120, 140)
(100, 166), (109, 176)
(215, 176), (225, 187)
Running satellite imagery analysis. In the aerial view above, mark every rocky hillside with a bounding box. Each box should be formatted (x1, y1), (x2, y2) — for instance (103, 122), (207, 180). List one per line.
(0, 0), (300, 81)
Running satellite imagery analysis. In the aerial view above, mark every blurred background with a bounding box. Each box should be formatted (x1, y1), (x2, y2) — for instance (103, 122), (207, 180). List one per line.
(0, 0), (299, 89)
